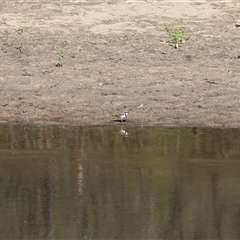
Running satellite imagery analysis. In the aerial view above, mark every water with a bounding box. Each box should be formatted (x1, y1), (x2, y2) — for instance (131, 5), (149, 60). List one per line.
(0, 124), (240, 239)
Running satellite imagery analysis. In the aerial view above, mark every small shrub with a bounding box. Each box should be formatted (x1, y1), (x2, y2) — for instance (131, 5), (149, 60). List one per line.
(57, 49), (66, 60)
(56, 49), (67, 67)
(17, 27), (27, 35)
(164, 26), (188, 48)
(16, 27), (28, 53)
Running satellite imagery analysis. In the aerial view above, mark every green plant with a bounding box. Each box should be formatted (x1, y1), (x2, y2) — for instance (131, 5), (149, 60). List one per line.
(57, 49), (66, 60)
(16, 27), (28, 53)
(3, 30), (10, 46)
(164, 26), (187, 48)
(1, 41), (10, 53)
(1, 31), (11, 53)
(17, 27), (27, 35)
(3, 41), (10, 46)
(1, 18), (7, 25)
(56, 49), (67, 67)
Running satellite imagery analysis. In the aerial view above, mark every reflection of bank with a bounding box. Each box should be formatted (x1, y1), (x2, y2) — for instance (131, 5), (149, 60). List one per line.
(3, 124), (240, 239)
(77, 159), (84, 195)
(77, 131), (87, 196)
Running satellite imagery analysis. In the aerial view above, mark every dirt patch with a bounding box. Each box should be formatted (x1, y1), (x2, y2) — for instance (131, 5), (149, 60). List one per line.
(1, 1), (240, 127)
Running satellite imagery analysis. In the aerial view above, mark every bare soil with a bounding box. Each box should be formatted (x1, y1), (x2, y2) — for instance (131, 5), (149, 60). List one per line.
(1, 1), (240, 127)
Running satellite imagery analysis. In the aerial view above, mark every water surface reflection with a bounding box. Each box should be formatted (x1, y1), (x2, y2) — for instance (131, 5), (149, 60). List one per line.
(0, 125), (240, 239)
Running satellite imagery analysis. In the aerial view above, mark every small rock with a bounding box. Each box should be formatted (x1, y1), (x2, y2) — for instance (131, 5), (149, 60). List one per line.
(56, 63), (62, 67)
(137, 103), (143, 108)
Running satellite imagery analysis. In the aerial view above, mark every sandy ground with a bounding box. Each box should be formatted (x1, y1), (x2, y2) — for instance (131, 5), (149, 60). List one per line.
(1, 1), (240, 127)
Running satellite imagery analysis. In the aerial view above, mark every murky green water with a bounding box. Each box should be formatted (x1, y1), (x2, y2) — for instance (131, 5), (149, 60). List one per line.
(0, 124), (240, 239)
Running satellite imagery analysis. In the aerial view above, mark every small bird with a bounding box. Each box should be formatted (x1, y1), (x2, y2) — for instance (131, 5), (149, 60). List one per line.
(118, 111), (129, 123)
